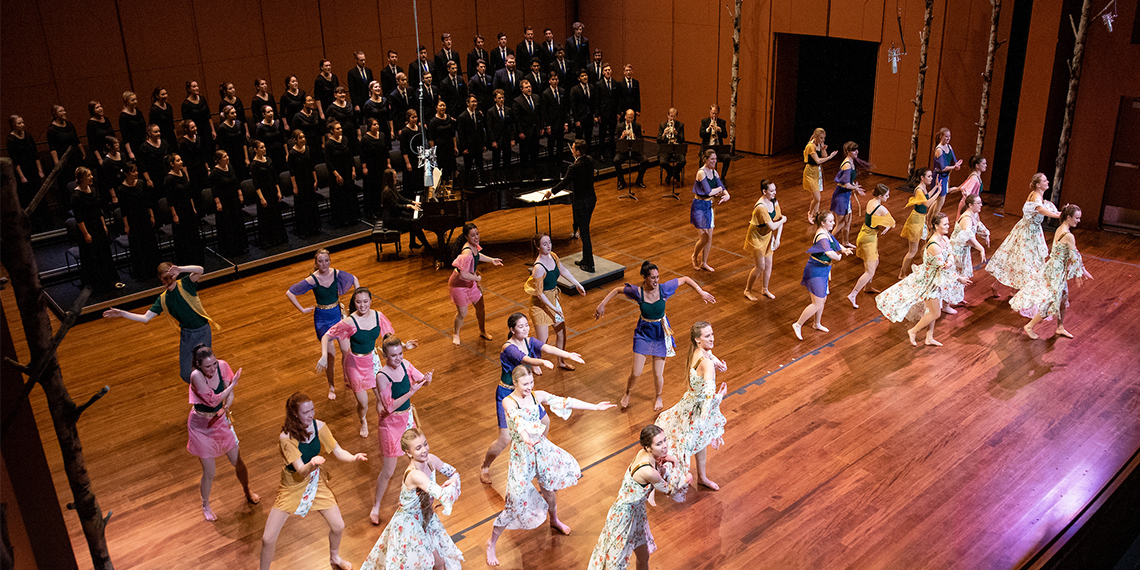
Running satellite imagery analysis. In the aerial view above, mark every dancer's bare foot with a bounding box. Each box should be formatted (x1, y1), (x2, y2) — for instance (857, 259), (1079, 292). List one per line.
(369, 506), (381, 525)
(812, 323), (829, 333)
(558, 361), (576, 371)
(743, 289), (759, 301)
(452, 334), (461, 345)
(330, 555), (352, 570)
(907, 328), (918, 346)
(866, 287), (881, 294)
(327, 388), (337, 400)
(846, 292), (859, 309)
(246, 491), (260, 505)
(479, 466), (492, 485)
(701, 263), (715, 272)
(550, 518), (572, 535)
(479, 331), (494, 341)
(924, 337), (943, 347)
(203, 505), (217, 522)
(1055, 327), (1074, 339)
(691, 257), (701, 271)
(792, 322), (803, 341)
(942, 305), (958, 315)
(991, 284), (1001, 299)
(620, 392), (631, 410)
(486, 541), (500, 566)
(844, 242), (856, 249)
(762, 290), (776, 300)
(653, 395), (664, 412)
(1023, 324), (1038, 340)
(698, 477), (720, 491)
(359, 422), (369, 438)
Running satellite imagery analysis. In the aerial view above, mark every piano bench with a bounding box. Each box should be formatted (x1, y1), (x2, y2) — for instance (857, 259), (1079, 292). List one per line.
(372, 225), (402, 260)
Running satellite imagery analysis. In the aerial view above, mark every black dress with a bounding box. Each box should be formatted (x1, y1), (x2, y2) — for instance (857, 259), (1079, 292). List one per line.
(250, 94), (277, 125)
(179, 135), (211, 195)
(180, 97), (214, 153)
(250, 158), (287, 247)
(428, 115), (457, 181)
(149, 103), (178, 147)
(165, 171), (204, 265)
(362, 97), (390, 133)
(253, 121), (288, 175)
(215, 121), (249, 180)
(279, 90), (307, 131)
(46, 121), (83, 187)
(71, 187), (119, 290)
(99, 154), (127, 206)
(288, 145), (321, 236)
(400, 125), (427, 199)
(118, 109), (147, 157)
(325, 102), (358, 158)
(208, 165), (248, 256)
(136, 139), (171, 201)
(218, 98), (248, 128)
(117, 179), (160, 277)
(360, 132), (390, 218)
(324, 135), (359, 227)
(291, 109), (325, 164)
(313, 74), (340, 113)
(7, 132), (45, 224)
(85, 118), (116, 162)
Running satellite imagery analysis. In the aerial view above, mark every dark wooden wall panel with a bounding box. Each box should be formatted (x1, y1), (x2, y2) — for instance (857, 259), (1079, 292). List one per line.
(522, 0), (567, 42)
(117, 0), (201, 71)
(477, 0), (526, 44)
(320, 0), (383, 82)
(771, 0), (827, 36)
(378, 0), (437, 63)
(829, 0), (884, 42)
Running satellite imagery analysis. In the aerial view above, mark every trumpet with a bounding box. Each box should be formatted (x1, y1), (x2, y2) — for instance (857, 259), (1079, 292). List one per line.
(664, 120), (677, 141)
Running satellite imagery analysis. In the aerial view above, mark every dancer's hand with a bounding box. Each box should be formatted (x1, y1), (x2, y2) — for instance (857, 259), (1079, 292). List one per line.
(566, 352), (585, 364)
(351, 453), (367, 462)
(299, 306), (314, 314)
(491, 258), (504, 267)
(593, 305), (606, 319)
(403, 339), (419, 350)
(713, 358), (727, 373)
(575, 284), (586, 296)
(593, 401), (617, 411)
(310, 455), (326, 467)
(316, 356), (328, 373)
(958, 276), (972, 285)
(699, 290), (716, 304)
(540, 359), (554, 370)
(717, 382), (728, 397)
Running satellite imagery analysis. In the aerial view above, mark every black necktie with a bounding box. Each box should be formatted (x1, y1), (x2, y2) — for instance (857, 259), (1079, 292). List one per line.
(627, 79), (632, 90)
(527, 96), (533, 110)
(499, 108), (504, 120)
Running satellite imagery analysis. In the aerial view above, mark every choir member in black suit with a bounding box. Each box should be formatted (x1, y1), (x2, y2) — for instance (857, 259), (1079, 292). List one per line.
(179, 120), (211, 192)
(468, 60), (494, 110)
(291, 96), (324, 164)
(467, 35), (489, 81)
(613, 109), (649, 190)
(119, 91), (147, 160)
(181, 81), (215, 154)
(586, 50), (606, 84)
(550, 46), (571, 85)
(7, 115), (49, 229)
(408, 46), (433, 91)
(428, 100), (458, 182)
(513, 79), (542, 166)
(538, 29), (558, 70)
(569, 70), (595, 152)
(457, 95), (485, 173)
(85, 101), (116, 166)
(542, 73), (570, 162)
(209, 150), (249, 255)
(216, 106), (250, 180)
(165, 153), (204, 265)
(346, 51), (374, 113)
(71, 167), (120, 291)
(440, 61), (467, 118)
(137, 124), (169, 197)
(515, 27), (539, 73)
(118, 161), (161, 275)
(565, 22), (590, 75)
(524, 59), (547, 94)
(487, 89), (515, 170)
(314, 59), (340, 118)
(324, 119), (359, 227)
(287, 130), (321, 236)
(362, 81), (391, 139)
(699, 104), (731, 179)
(253, 108), (288, 175)
(47, 105), (85, 192)
(399, 109), (427, 199)
(279, 75), (307, 133)
(380, 50), (403, 95)
(249, 140), (287, 248)
(388, 73), (413, 140)
(250, 78), (276, 126)
(218, 82), (249, 138)
(360, 118), (390, 220)
(150, 87), (177, 147)
(325, 87), (358, 158)
(617, 65), (642, 118)
(417, 72), (441, 114)
(549, 140), (596, 270)
(493, 55), (523, 99)
(656, 108), (687, 183)
(435, 33), (463, 78)
(489, 33), (513, 72)
(595, 64), (619, 157)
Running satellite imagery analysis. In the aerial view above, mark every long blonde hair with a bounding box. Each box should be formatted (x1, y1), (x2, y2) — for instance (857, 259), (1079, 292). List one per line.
(685, 321), (712, 382)
(312, 248), (331, 272)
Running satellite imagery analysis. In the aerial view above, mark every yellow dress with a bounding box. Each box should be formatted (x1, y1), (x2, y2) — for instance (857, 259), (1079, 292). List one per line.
(744, 198), (783, 256)
(802, 142), (822, 193)
(855, 203), (896, 262)
(272, 423), (340, 513)
(524, 252), (563, 327)
(901, 185), (930, 242)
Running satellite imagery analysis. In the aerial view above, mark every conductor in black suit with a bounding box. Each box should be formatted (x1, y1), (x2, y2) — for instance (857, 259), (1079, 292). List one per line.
(699, 104), (731, 179)
(613, 109), (648, 190)
(656, 107), (687, 183)
(346, 51), (374, 114)
(549, 139), (596, 271)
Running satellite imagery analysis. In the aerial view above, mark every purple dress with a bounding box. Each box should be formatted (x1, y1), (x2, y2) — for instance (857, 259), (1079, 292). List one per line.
(801, 232), (841, 298)
(623, 279), (680, 357)
(934, 145), (956, 196)
(288, 269), (357, 339)
(690, 172), (721, 229)
(496, 337), (548, 428)
(830, 162), (856, 215)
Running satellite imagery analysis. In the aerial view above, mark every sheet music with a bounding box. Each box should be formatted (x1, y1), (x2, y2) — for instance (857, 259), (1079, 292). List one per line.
(517, 188), (568, 203)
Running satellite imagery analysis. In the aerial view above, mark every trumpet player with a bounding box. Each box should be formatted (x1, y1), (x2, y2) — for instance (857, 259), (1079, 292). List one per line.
(612, 109), (649, 190)
(657, 108), (687, 184)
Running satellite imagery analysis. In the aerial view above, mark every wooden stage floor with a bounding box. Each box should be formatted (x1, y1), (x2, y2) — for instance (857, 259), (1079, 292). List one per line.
(6, 150), (1140, 569)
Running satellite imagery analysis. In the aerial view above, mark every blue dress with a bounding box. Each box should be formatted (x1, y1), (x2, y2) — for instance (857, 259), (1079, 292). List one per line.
(801, 232), (841, 298)
(495, 337), (547, 428)
(623, 279), (680, 357)
(934, 145), (956, 196)
(830, 161), (856, 215)
(690, 171), (721, 229)
(287, 269), (357, 340)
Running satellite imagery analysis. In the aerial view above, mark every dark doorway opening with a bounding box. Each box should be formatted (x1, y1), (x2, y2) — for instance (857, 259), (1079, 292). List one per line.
(786, 34), (878, 163)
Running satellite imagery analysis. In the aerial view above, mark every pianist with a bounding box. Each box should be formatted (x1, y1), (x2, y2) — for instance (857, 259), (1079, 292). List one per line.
(380, 168), (433, 253)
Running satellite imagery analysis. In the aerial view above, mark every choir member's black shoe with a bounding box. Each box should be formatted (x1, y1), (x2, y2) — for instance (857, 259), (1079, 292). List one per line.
(617, 181), (626, 190)
(409, 241), (422, 250)
(635, 182), (646, 188)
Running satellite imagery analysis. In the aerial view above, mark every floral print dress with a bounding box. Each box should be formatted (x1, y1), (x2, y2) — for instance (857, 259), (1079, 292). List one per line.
(877, 239), (965, 322)
(987, 198), (1058, 289)
(493, 394), (582, 530)
(655, 357), (726, 492)
(360, 463), (463, 570)
(586, 461), (688, 570)
(950, 214), (990, 279)
(1009, 241), (1086, 320)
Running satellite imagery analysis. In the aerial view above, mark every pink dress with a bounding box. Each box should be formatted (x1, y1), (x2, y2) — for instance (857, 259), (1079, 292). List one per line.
(187, 360), (239, 458)
(375, 361), (424, 457)
(324, 311), (395, 393)
(448, 244), (483, 306)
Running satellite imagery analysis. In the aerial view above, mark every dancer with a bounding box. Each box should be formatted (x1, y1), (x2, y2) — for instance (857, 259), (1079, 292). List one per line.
(449, 222), (504, 345)
(847, 184), (895, 308)
(286, 250), (359, 399)
(829, 142), (867, 248)
(1012, 204), (1093, 340)
(954, 155), (987, 224)
(792, 212), (853, 340)
(586, 425), (690, 570)
(743, 179), (786, 301)
(186, 345), (258, 521)
(259, 392), (367, 570)
(948, 194), (991, 306)
(103, 263), (218, 383)
(485, 366), (616, 566)
(655, 321), (728, 491)
(802, 128), (838, 224)
(986, 173), (1061, 296)
(526, 233), (587, 367)
(594, 261), (716, 411)
(480, 312), (585, 485)
(367, 335), (434, 525)
(360, 428), (463, 570)
(898, 168), (938, 279)
(931, 127), (962, 227)
(317, 288), (417, 437)
(876, 213), (971, 347)
(690, 149), (731, 272)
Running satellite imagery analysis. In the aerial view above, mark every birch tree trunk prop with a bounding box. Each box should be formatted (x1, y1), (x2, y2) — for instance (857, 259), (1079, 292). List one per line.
(975, 0), (1005, 155)
(0, 159), (115, 570)
(1051, 0), (1093, 208)
(728, 0), (742, 150)
(907, 0), (935, 176)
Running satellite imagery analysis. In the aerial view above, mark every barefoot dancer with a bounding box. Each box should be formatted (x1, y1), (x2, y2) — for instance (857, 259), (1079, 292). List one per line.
(187, 345), (258, 521)
(847, 184), (895, 308)
(485, 366), (616, 566)
(829, 141), (868, 248)
(690, 149), (731, 272)
(1012, 204), (1093, 340)
(792, 212), (853, 341)
(898, 168), (938, 279)
(948, 194), (990, 308)
(286, 249), (358, 400)
(803, 128), (838, 224)
(743, 179), (786, 301)
(986, 173), (1061, 297)
(594, 261), (716, 411)
(449, 222), (504, 345)
(526, 233), (587, 368)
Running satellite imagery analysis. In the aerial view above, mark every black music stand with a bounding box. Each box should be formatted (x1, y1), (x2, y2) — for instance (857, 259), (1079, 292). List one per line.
(658, 142), (687, 200)
(517, 187), (565, 236)
(615, 138), (644, 201)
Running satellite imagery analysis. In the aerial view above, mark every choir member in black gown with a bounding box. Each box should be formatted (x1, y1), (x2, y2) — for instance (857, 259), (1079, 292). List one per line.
(216, 106), (250, 180)
(428, 100), (457, 182)
(179, 120), (211, 193)
(399, 109), (427, 200)
(165, 153), (204, 265)
(99, 136), (126, 206)
(181, 81), (215, 154)
(85, 101), (116, 166)
(250, 78), (276, 126)
(314, 59), (339, 118)
(47, 104), (85, 192)
(218, 82), (249, 138)
(288, 130), (321, 236)
(8, 115), (50, 230)
(292, 96), (325, 165)
(117, 161), (160, 277)
(253, 107), (288, 174)
(208, 150), (248, 256)
(119, 91), (147, 160)
(380, 168), (431, 251)
(279, 75), (307, 133)
(324, 87), (358, 158)
(360, 118), (389, 220)
(71, 167), (121, 291)
(361, 81), (390, 138)
(324, 119), (359, 227)
(137, 123), (170, 201)
(249, 140), (288, 248)
(149, 87), (178, 147)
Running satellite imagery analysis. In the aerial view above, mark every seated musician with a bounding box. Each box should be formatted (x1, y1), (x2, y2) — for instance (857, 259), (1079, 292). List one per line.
(656, 107), (686, 184)
(699, 103), (731, 179)
(380, 168), (434, 253)
(612, 109), (648, 190)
